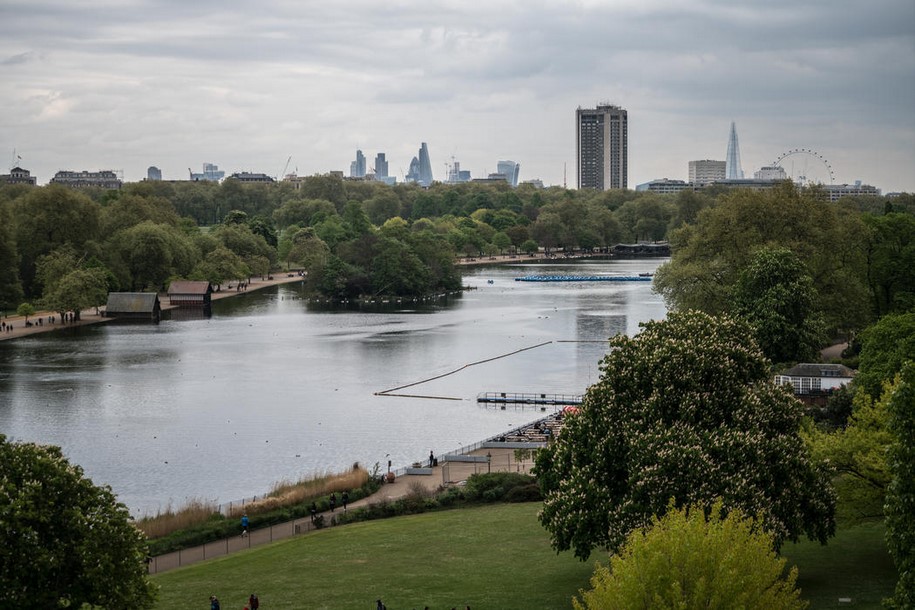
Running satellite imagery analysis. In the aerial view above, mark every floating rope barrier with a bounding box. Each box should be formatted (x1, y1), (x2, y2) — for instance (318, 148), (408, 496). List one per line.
(375, 341), (554, 398)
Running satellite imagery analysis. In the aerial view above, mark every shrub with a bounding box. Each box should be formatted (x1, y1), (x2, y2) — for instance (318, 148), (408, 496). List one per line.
(573, 501), (806, 610)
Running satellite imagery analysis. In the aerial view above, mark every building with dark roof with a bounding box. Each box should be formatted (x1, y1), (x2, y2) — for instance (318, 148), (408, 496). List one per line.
(103, 293), (161, 323)
(167, 281), (213, 308)
(0, 166), (37, 185)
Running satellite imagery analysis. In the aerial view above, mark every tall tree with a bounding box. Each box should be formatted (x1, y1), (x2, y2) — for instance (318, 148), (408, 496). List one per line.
(884, 362), (915, 610)
(855, 312), (915, 400)
(13, 185), (101, 296)
(0, 201), (23, 309)
(0, 435), (156, 608)
(535, 310), (835, 560)
(653, 182), (870, 334)
(732, 247), (825, 364)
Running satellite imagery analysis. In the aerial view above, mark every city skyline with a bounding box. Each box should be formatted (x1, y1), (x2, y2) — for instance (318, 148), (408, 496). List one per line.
(1, 1), (913, 192)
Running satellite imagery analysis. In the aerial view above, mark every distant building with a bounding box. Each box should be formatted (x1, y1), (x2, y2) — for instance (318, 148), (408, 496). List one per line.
(688, 160), (725, 185)
(374, 153), (389, 179)
(147, 166), (162, 181)
(0, 166), (37, 185)
(190, 163), (225, 182)
(754, 165), (788, 180)
(577, 104), (627, 190)
(350, 150), (366, 178)
(820, 182), (881, 201)
(521, 178), (545, 189)
(228, 171), (275, 183)
(496, 160), (520, 187)
(636, 179), (694, 194)
(50, 170), (121, 189)
(446, 160), (471, 184)
(725, 121), (744, 179)
(406, 156), (422, 184)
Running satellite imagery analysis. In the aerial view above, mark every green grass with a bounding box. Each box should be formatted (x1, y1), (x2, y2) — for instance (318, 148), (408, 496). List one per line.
(153, 503), (597, 610)
(153, 504), (896, 610)
(784, 520), (896, 609)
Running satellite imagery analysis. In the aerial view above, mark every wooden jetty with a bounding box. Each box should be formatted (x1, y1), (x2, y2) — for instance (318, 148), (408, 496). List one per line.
(477, 392), (583, 406)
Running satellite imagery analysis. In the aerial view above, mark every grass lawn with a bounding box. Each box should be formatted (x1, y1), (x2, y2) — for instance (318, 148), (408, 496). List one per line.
(153, 503), (598, 610)
(153, 504), (897, 609)
(784, 520), (896, 609)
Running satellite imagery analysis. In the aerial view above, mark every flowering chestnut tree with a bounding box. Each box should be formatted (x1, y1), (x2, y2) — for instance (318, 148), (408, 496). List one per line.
(535, 310), (835, 560)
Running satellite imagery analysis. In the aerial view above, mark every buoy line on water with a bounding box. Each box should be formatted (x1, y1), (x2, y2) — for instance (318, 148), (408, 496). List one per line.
(374, 340), (554, 400)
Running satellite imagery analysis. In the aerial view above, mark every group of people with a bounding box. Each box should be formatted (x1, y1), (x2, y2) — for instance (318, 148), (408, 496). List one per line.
(1, 313), (76, 333)
(209, 593), (258, 609)
(309, 491), (349, 522)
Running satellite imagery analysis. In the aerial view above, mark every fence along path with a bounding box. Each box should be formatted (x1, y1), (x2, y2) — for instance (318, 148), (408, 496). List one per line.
(146, 415), (562, 575)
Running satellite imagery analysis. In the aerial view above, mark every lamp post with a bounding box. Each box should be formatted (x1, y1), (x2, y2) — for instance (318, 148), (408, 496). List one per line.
(487, 451), (492, 474)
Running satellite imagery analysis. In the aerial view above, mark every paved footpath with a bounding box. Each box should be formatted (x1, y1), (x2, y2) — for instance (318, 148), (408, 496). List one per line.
(146, 446), (534, 575)
(0, 274), (305, 343)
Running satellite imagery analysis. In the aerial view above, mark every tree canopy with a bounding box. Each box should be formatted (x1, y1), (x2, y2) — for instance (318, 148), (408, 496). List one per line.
(0, 435), (156, 608)
(573, 501), (806, 610)
(535, 310), (835, 560)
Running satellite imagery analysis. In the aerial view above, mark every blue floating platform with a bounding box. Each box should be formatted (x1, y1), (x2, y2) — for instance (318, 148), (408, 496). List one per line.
(514, 275), (653, 282)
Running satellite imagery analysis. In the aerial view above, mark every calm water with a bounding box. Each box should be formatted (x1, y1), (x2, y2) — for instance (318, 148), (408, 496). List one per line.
(0, 259), (667, 515)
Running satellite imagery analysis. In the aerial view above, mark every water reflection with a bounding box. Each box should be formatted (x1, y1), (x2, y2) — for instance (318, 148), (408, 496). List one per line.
(0, 259), (667, 515)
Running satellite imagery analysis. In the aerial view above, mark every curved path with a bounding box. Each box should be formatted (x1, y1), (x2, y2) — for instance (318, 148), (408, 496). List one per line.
(146, 445), (535, 575)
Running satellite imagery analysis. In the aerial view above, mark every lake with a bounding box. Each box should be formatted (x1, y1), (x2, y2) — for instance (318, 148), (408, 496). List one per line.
(0, 258), (667, 516)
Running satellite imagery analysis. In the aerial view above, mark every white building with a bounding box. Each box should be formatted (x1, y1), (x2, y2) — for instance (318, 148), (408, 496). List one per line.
(774, 363), (856, 396)
(688, 160), (725, 185)
(754, 165), (788, 180)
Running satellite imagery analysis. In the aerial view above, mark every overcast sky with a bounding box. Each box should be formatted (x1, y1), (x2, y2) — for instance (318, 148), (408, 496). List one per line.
(2, 0), (913, 192)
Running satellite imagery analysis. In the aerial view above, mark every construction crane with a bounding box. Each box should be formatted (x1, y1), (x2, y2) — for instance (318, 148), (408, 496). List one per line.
(280, 156), (292, 180)
(188, 168), (194, 180)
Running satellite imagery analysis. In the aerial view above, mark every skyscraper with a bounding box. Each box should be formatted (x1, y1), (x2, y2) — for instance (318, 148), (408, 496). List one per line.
(496, 160), (520, 187)
(576, 104), (627, 190)
(406, 143), (433, 186)
(417, 142), (433, 186)
(725, 122), (744, 180)
(374, 153), (388, 179)
(350, 149), (366, 178)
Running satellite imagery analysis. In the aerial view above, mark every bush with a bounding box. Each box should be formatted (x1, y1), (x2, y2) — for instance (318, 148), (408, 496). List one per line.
(574, 501), (807, 610)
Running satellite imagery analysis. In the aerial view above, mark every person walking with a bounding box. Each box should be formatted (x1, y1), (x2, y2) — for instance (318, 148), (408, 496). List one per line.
(329, 492), (336, 512)
(310, 501), (317, 523)
(341, 491), (349, 512)
(240, 513), (249, 537)
(248, 593), (259, 610)
(209, 595), (220, 610)
(429, 450), (435, 467)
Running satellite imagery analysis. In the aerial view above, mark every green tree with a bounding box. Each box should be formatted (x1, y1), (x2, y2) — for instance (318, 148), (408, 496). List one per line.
(732, 247), (825, 364)
(13, 185), (102, 296)
(856, 312), (915, 399)
(884, 362), (915, 609)
(653, 183), (870, 335)
(15, 302), (35, 322)
(862, 212), (915, 317)
(191, 246), (248, 288)
(492, 231), (512, 254)
(0, 435), (156, 608)
(573, 501), (806, 610)
(371, 237), (429, 297)
(520, 239), (538, 255)
(42, 268), (109, 321)
(806, 384), (894, 523)
(0, 202), (23, 310)
(535, 310), (835, 560)
(111, 221), (196, 291)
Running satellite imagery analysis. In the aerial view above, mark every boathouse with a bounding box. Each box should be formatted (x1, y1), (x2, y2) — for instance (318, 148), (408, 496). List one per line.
(103, 293), (161, 323)
(167, 280), (213, 308)
(774, 363), (856, 406)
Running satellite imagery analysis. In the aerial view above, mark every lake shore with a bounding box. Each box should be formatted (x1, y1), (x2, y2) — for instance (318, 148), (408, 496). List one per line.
(0, 274), (306, 343)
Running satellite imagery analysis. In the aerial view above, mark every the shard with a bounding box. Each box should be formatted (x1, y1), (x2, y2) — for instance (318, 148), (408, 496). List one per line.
(725, 121), (744, 179)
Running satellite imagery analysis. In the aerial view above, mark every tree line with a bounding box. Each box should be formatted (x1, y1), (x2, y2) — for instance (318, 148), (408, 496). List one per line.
(3, 174), (912, 317)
